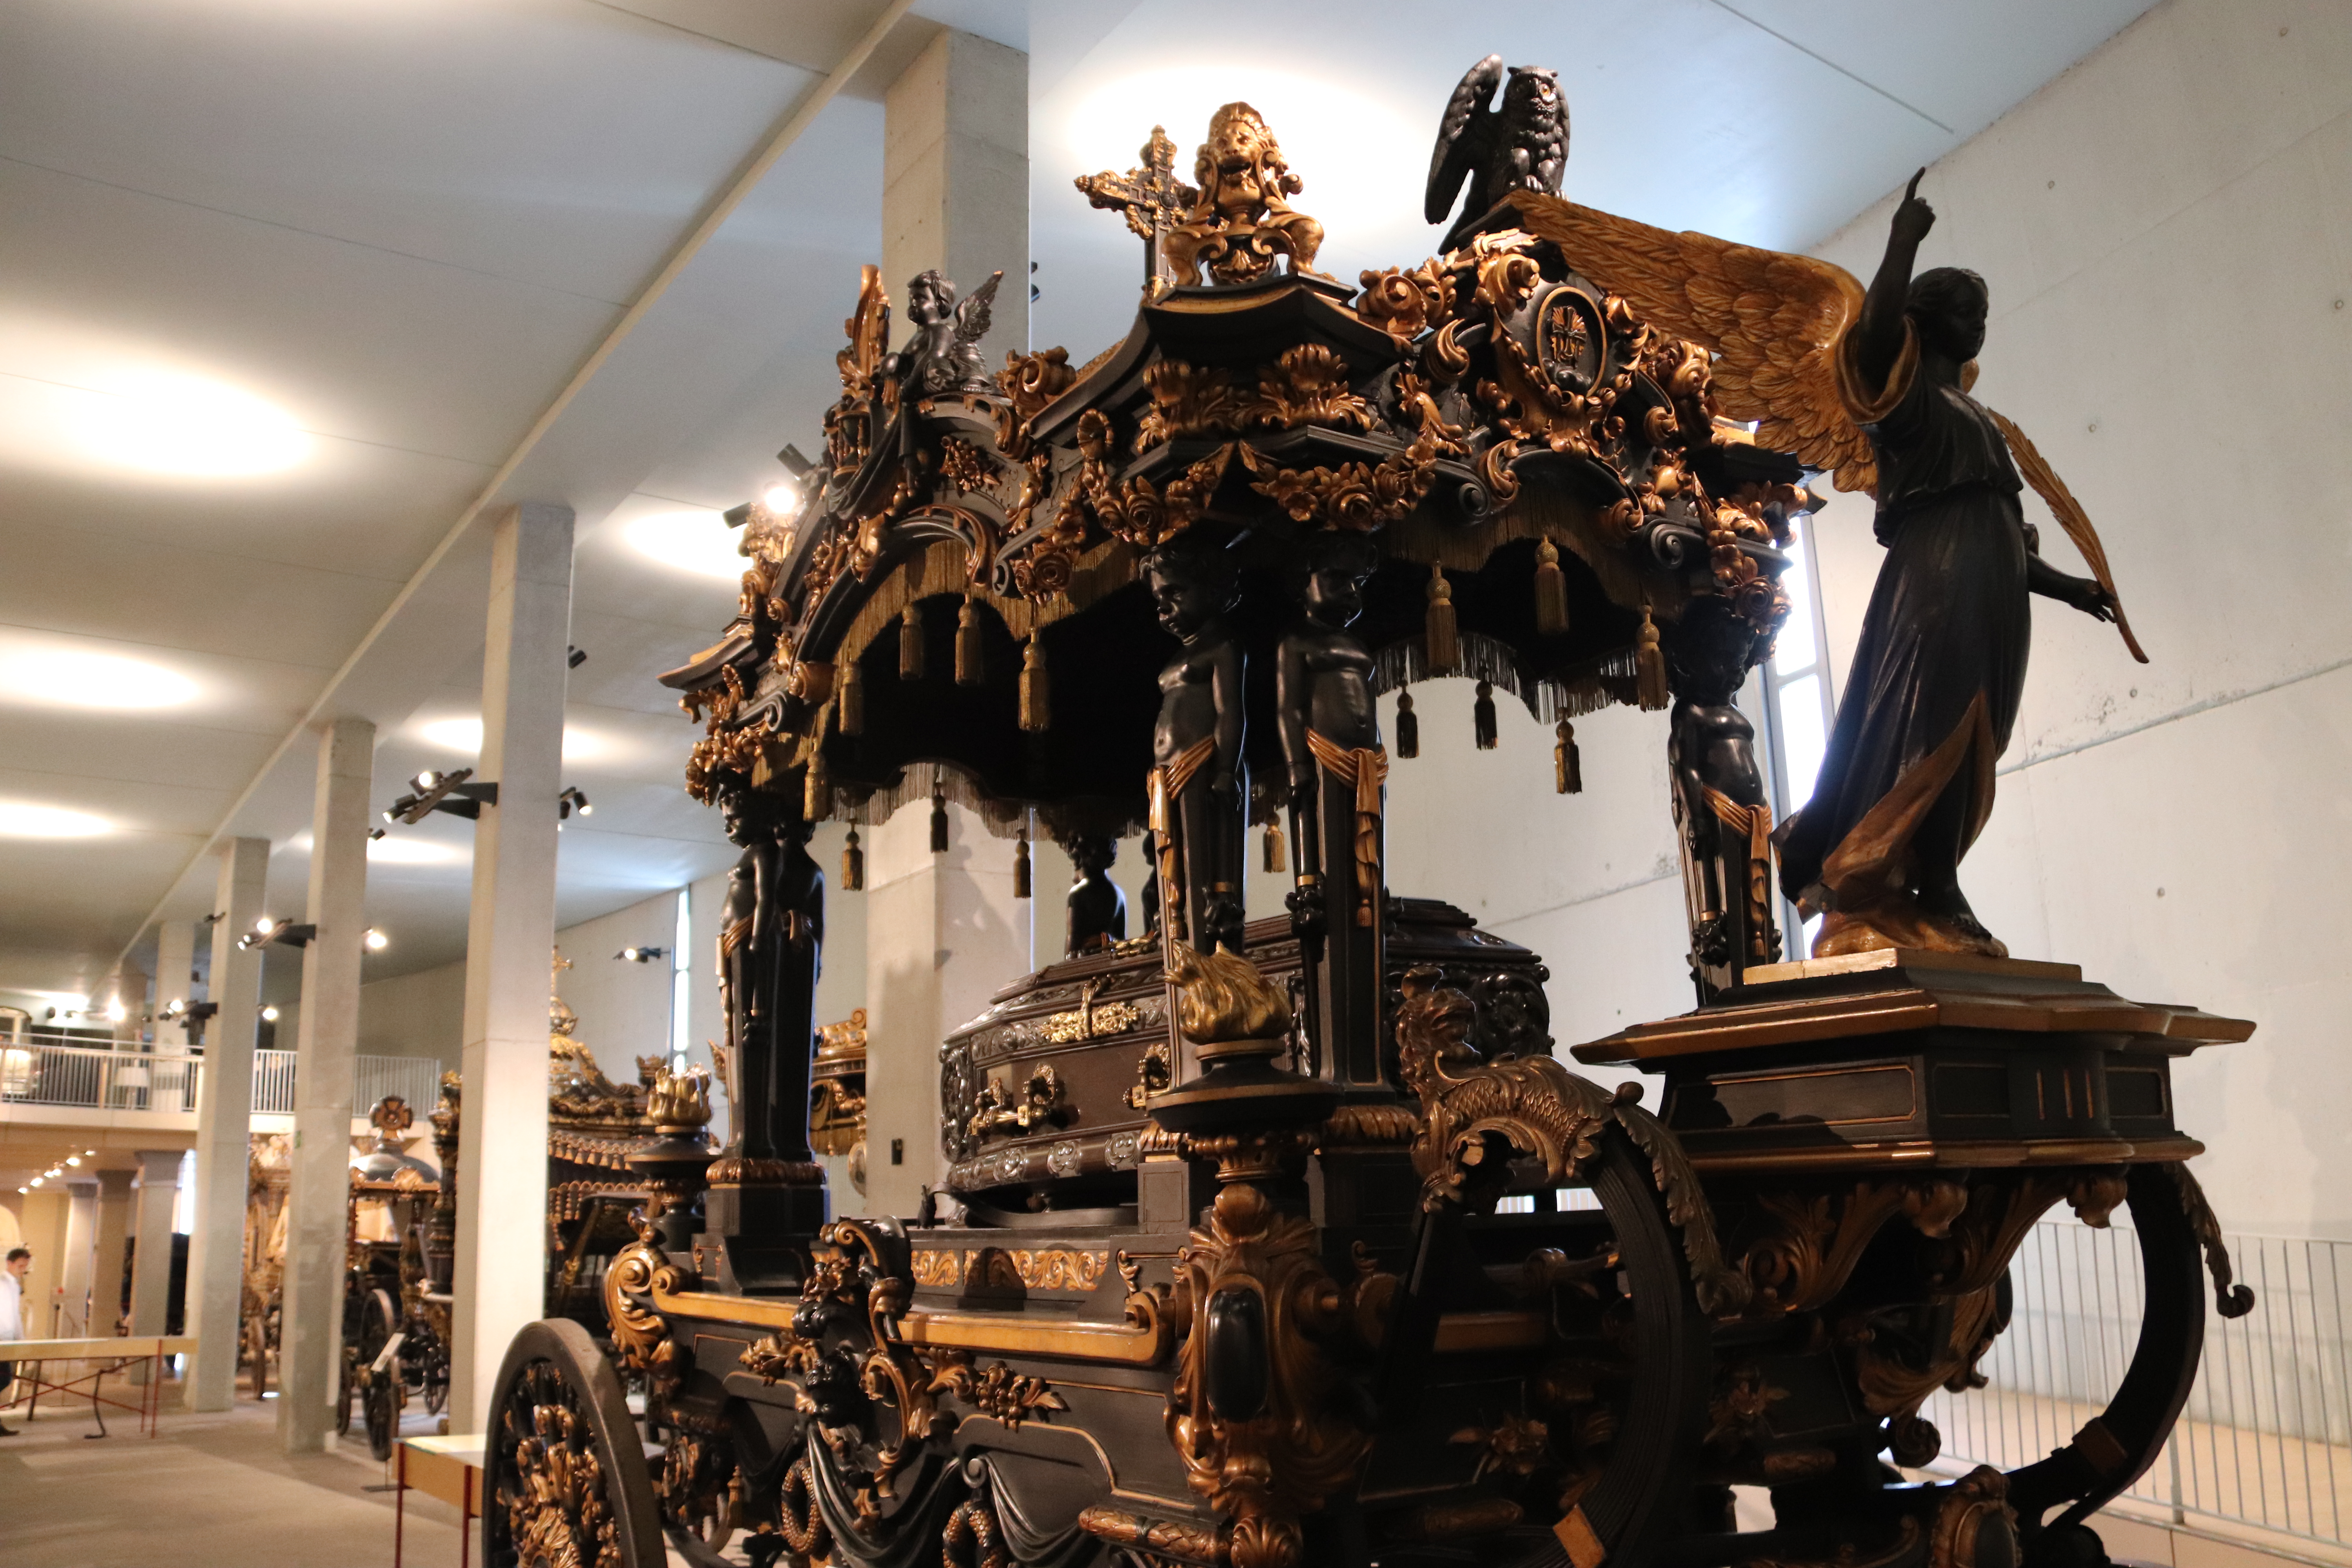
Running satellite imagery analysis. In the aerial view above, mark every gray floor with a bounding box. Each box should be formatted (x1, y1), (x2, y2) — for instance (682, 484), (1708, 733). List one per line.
(0, 1386), (465, 1568)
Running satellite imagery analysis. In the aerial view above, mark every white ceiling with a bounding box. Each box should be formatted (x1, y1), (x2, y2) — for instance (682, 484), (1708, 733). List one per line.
(0, 0), (2158, 1005)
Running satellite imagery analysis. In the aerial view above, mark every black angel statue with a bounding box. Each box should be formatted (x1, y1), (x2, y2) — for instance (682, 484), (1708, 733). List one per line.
(886, 268), (1002, 396)
(1425, 56), (1568, 251)
(1513, 175), (2142, 962)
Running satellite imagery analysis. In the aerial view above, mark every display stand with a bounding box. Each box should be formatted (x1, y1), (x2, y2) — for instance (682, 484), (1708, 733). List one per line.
(2, 1334), (196, 1437)
(394, 1434), (484, 1568)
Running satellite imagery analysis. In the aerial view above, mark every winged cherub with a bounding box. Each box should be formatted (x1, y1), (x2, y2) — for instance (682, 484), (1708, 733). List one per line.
(1426, 56), (1568, 252)
(886, 268), (1002, 397)
(1513, 174), (2141, 961)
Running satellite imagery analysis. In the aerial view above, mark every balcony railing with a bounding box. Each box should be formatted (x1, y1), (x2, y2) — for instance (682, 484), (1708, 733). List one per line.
(0, 1035), (445, 1120)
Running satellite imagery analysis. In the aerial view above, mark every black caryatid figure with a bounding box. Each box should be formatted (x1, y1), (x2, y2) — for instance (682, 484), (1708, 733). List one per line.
(1776, 176), (2115, 960)
(1664, 601), (1782, 1001)
(1276, 531), (1385, 1090)
(710, 774), (827, 1269)
(1142, 538), (1246, 956)
(1065, 835), (1129, 957)
(1425, 55), (1568, 251)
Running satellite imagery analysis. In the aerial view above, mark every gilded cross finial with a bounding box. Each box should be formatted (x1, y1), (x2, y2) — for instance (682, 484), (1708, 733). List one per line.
(1074, 126), (1198, 297)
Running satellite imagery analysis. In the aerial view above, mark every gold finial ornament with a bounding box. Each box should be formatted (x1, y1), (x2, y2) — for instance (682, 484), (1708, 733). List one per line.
(1164, 103), (1325, 288)
(1075, 125), (1200, 296)
(1166, 944), (1292, 1059)
(646, 1065), (713, 1134)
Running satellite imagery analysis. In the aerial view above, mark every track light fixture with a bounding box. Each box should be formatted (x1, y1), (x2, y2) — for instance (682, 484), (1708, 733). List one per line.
(615, 946), (667, 963)
(382, 766), (498, 826)
(238, 916), (318, 951)
(559, 786), (593, 820)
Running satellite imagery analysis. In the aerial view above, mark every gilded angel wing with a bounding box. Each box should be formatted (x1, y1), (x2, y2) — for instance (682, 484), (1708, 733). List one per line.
(1509, 191), (1880, 493)
(955, 270), (1004, 345)
(1426, 55), (1502, 228)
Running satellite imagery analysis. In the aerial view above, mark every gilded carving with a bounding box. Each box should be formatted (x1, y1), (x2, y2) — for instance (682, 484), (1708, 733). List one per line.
(967, 1064), (1072, 1139)
(1078, 1505), (1227, 1566)
(907, 1248), (1111, 1293)
(2162, 1161), (2257, 1318)
(928, 1352), (1068, 1429)
(1164, 104), (1324, 288)
(1238, 427), (1439, 532)
(939, 436), (998, 495)
(492, 1360), (625, 1568)
(1739, 1179), (1968, 1315)
(1355, 259), (1454, 344)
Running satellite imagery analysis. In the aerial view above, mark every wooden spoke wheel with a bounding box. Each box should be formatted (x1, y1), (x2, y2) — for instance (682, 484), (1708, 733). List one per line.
(655, 1423), (740, 1564)
(483, 1318), (664, 1568)
(352, 1287), (402, 1460)
(2005, 1163), (2216, 1566)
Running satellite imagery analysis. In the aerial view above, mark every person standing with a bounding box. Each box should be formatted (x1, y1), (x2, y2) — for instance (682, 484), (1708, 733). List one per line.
(0, 1246), (29, 1436)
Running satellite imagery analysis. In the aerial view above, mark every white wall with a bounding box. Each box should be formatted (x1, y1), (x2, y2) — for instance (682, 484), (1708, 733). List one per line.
(358, 959), (466, 1065)
(551, 891), (681, 1088)
(1798, 0), (2352, 1238)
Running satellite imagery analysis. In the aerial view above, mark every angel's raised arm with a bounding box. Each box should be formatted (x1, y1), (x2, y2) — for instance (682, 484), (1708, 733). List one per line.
(1854, 169), (1935, 393)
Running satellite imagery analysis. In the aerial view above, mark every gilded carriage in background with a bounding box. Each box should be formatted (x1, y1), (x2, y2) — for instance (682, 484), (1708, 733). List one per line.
(237, 1131), (290, 1397)
(810, 1009), (869, 1196)
(479, 72), (2256, 1568)
(341, 1093), (452, 1459)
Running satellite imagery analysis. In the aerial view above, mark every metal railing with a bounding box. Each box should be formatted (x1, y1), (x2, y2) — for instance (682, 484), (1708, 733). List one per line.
(1, 1038), (445, 1122)
(1925, 1218), (2352, 1552)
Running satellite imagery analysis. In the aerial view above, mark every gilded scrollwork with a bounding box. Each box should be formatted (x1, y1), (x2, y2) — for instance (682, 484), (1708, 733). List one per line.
(1356, 258), (1454, 344)
(966, 1063), (1072, 1139)
(928, 1352), (1069, 1429)
(2162, 1160), (2257, 1318)
(1166, 1182), (1369, 1568)
(1739, 1179), (1969, 1316)
(1238, 427), (1439, 532)
(494, 1361), (625, 1568)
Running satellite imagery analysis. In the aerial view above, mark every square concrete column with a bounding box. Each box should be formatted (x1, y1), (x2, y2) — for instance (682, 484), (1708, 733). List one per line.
(277, 716), (375, 1452)
(92, 1167), (133, 1334)
(129, 1149), (182, 1338)
(58, 1179), (98, 1336)
(153, 919), (197, 1050)
(862, 802), (1030, 1216)
(882, 28), (1027, 363)
(450, 501), (574, 1432)
(185, 836), (269, 1411)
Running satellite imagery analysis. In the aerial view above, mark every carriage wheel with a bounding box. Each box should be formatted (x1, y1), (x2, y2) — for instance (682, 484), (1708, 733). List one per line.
(350, 1287), (401, 1455)
(1535, 1122), (1717, 1565)
(365, 1361), (402, 1463)
(2003, 1162), (2222, 1565)
(483, 1318), (664, 1568)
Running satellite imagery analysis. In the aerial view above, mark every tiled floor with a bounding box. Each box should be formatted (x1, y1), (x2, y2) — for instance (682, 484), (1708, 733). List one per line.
(0, 1387), (464, 1568)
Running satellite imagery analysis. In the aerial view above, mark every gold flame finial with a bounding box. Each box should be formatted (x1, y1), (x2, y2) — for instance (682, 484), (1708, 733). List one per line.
(1167, 945), (1293, 1049)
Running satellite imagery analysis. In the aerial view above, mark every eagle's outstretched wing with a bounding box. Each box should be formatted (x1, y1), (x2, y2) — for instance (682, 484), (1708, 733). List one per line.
(956, 270), (1003, 343)
(1510, 191), (1880, 494)
(1426, 55), (1502, 227)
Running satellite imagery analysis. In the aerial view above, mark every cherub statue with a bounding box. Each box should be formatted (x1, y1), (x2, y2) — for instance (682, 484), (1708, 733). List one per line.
(1425, 56), (1568, 251)
(1514, 175), (2141, 961)
(885, 268), (1002, 397)
(1164, 103), (1325, 287)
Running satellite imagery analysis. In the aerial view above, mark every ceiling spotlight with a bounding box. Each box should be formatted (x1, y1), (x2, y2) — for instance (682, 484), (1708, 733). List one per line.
(260, 1005), (280, 1022)
(254, 915), (276, 936)
(103, 1000), (126, 1023)
(384, 766), (497, 826)
(364, 928), (388, 951)
(559, 786), (592, 820)
(567, 645), (587, 670)
(369, 826), (386, 840)
(616, 946), (668, 963)
(83, 1149), (94, 1156)
(29, 1176), (42, 1188)
(65, 1156), (80, 1167)
(240, 918), (316, 951)
(762, 480), (800, 515)
(14, 1188), (24, 1196)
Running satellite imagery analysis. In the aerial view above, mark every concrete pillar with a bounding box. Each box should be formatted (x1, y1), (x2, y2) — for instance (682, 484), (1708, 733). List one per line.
(92, 1168), (133, 1335)
(450, 501), (574, 1433)
(185, 836), (268, 1411)
(58, 1179), (98, 1336)
(154, 920), (197, 1050)
(278, 717), (375, 1453)
(129, 1149), (181, 1337)
(863, 803), (1031, 1216)
(881, 27), (1027, 364)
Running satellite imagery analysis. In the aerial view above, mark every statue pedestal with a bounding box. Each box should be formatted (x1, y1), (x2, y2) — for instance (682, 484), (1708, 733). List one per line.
(1575, 948), (2254, 1176)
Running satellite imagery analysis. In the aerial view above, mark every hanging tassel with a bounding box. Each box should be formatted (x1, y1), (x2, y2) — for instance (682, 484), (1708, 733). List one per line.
(899, 604), (926, 681)
(1424, 563), (1458, 674)
(841, 827), (865, 890)
(1555, 720), (1583, 795)
(804, 748), (830, 819)
(1395, 688), (1419, 759)
(1533, 537), (1569, 636)
(956, 596), (983, 686)
(1013, 831), (1032, 898)
(838, 658), (864, 736)
(929, 778), (950, 853)
(1261, 820), (1285, 873)
(1019, 638), (1049, 732)
(1635, 605), (1670, 711)
(1473, 681), (1499, 750)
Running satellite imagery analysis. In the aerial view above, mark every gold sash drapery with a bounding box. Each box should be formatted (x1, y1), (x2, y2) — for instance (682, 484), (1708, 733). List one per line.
(1304, 729), (1388, 927)
(1148, 737), (1219, 944)
(1702, 787), (1775, 960)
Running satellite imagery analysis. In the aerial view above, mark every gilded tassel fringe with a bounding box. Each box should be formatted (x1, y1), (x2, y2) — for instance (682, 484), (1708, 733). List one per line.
(841, 827), (865, 890)
(1533, 537), (1569, 636)
(1261, 820), (1284, 873)
(1424, 563), (1458, 674)
(1013, 831), (1032, 898)
(1473, 681), (1498, 750)
(1555, 720), (1582, 795)
(899, 604), (926, 681)
(838, 658), (864, 736)
(1395, 688), (1419, 759)
(1019, 638), (1049, 732)
(804, 750), (829, 819)
(1635, 606), (1670, 711)
(956, 596), (983, 686)
(929, 785), (950, 853)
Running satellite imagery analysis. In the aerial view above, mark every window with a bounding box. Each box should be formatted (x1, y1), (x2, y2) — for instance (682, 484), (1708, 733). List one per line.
(1750, 510), (1838, 956)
